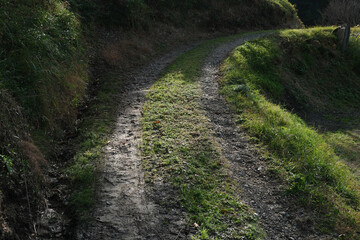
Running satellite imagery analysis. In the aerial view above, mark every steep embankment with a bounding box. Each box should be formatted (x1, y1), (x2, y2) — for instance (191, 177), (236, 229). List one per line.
(0, 0), (85, 238)
(220, 27), (360, 239)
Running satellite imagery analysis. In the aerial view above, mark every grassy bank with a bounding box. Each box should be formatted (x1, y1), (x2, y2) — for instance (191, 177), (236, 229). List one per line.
(0, 0), (87, 132)
(220, 27), (360, 238)
(141, 33), (266, 239)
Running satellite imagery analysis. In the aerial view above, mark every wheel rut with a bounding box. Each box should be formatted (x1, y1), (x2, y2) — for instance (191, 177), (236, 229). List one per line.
(199, 33), (335, 239)
(76, 43), (198, 240)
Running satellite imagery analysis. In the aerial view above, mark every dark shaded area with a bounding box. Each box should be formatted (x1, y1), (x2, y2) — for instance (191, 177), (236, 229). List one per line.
(289, 0), (330, 25)
(68, 0), (299, 30)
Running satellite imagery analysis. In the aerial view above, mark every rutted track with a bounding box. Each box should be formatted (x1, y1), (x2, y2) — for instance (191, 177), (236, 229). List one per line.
(199, 33), (334, 239)
(76, 43), (198, 239)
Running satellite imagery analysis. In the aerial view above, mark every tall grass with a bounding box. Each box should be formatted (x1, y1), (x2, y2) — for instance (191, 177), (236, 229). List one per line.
(0, 0), (87, 133)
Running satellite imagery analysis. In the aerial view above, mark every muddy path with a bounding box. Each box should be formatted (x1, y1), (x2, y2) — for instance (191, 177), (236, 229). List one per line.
(199, 34), (335, 239)
(76, 33), (335, 240)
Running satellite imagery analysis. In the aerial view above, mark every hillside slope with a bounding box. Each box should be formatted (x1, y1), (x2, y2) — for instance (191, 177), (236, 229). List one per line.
(220, 27), (360, 239)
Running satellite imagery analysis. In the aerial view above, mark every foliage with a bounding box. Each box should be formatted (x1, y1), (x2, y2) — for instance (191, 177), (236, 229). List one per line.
(0, 0), (87, 132)
(0, 89), (46, 239)
(289, 0), (330, 25)
(67, 0), (300, 30)
(220, 28), (360, 238)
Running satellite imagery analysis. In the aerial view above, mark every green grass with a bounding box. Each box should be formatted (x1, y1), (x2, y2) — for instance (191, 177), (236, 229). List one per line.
(141, 33), (266, 239)
(220, 27), (360, 238)
(0, 0), (87, 132)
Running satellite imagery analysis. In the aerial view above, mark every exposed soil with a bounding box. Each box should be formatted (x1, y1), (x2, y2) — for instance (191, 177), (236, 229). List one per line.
(75, 43), (199, 239)
(199, 33), (337, 239)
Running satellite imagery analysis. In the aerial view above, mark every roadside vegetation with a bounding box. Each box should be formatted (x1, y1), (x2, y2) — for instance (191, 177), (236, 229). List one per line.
(289, 0), (330, 25)
(0, 0), (85, 238)
(141, 33), (266, 239)
(220, 27), (360, 239)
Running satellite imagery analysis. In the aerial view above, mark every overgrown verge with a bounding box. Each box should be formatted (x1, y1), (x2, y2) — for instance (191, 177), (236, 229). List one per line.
(141, 34), (266, 239)
(0, 0), (87, 133)
(220, 27), (360, 239)
(0, 89), (47, 239)
(0, 0), (86, 238)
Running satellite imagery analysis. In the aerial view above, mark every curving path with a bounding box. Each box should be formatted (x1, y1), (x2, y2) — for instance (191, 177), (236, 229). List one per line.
(76, 32), (334, 240)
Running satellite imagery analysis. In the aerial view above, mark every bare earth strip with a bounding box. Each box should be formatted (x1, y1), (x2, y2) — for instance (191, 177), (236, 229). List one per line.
(76, 43), (198, 240)
(199, 33), (334, 239)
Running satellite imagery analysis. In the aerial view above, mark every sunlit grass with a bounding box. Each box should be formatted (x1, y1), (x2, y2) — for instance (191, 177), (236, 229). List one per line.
(220, 27), (360, 239)
(141, 33), (266, 239)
